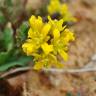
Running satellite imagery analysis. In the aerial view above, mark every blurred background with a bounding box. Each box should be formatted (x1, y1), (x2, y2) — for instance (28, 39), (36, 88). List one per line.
(0, 0), (96, 96)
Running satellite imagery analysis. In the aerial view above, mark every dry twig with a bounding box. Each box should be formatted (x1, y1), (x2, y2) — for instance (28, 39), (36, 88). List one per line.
(0, 67), (31, 78)
(1, 65), (96, 78)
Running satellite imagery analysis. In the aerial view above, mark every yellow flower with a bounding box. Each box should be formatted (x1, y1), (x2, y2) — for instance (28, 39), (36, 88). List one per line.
(60, 4), (68, 15)
(47, 0), (60, 15)
(33, 54), (51, 70)
(61, 29), (75, 45)
(48, 16), (64, 31)
(33, 53), (64, 70)
(58, 49), (68, 61)
(41, 43), (53, 55)
(22, 15), (75, 70)
(29, 15), (43, 31)
(47, 17), (75, 61)
(22, 15), (52, 57)
(33, 62), (44, 70)
(47, 0), (77, 22)
(29, 16), (51, 38)
(64, 29), (75, 41)
(22, 43), (35, 56)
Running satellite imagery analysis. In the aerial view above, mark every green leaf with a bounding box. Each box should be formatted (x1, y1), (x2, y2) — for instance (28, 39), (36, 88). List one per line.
(0, 52), (9, 65)
(20, 22), (29, 33)
(5, 0), (12, 6)
(18, 21), (29, 42)
(0, 56), (33, 72)
(3, 26), (14, 51)
(0, 12), (6, 24)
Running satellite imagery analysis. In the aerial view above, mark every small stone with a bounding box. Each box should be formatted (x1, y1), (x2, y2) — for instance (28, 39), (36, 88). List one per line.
(91, 54), (96, 61)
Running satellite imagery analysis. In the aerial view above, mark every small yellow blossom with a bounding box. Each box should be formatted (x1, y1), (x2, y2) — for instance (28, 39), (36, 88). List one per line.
(60, 4), (68, 15)
(48, 16), (64, 31)
(22, 43), (35, 56)
(61, 29), (75, 45)
(29, 15), (43, 31)
(64, 29), (75, 41)
(22, 15), (75, 70)
(47, 0), (76, 22)
(33, 62), (44, 70)
(33, 53), (64, 70)
(48, 16), (74, 61)
(47, 0), (60, 15)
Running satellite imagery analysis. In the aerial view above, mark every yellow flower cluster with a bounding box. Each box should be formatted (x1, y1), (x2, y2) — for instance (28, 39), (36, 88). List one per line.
(47, 0), (76, 22)
(22, 15), (75, 70)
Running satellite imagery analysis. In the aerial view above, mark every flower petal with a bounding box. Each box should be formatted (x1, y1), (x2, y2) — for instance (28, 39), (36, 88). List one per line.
(29, 15), (43, 31)
(41, 43), (53, 55)
(22, 43), (35, 55)
(28, 28), (33, 38)
(64, 29), (75, 41)
(60, 4), (68, 15)
(41, 24), (51, 37)
(58, 49), (68, 61)
(33, 62), (44, 70)
(29, 15), (36, 28)
(53, 29), (60, 39)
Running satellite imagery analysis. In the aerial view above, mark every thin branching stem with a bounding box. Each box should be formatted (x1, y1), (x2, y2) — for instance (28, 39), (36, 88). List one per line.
(1, 66), (96, 78)
(43, 67), (96, 73)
